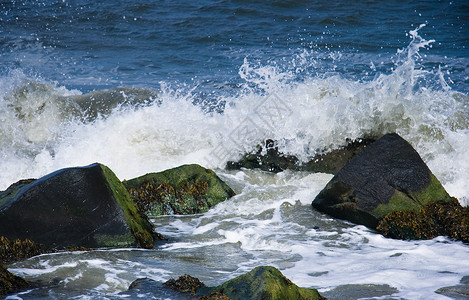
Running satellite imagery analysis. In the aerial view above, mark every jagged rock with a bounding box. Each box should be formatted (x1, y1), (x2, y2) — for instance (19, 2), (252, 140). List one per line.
(123, 164), (235, 217)
(0, 264), (29, 297)
(208, 266), (324, 300)
(0, 163), (158, 250)
(312, 133), (452, 229)
(226, 138), (375, 174)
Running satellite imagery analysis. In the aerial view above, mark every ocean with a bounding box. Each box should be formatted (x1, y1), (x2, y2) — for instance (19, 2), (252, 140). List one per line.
(1, 0), (468, 299)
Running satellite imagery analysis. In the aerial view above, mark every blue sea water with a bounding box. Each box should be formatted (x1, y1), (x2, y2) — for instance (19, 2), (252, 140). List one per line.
(1, 0), (467, 92)
(1, 1), (469, 299)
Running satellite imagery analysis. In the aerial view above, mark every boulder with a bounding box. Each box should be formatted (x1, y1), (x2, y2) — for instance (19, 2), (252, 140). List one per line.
(124, 266), (324, 300)
(0, 163), (157, 250)
(226, 138), (375, 174)
(312, 133), (452, 229)
(123, 164), (235, 217)
(0, 264), (29, 297)
(208, 266), (324, 300)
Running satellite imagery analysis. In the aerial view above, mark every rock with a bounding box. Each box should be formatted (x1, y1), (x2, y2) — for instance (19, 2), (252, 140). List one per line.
(0, 236), (43, 263)
(0, 264), (29, 297)
(0, 163), (158, 250)
(123, 164), (235, 217)
(122, 278), (194, 299)
(435, 276), (469, 300)
(312, 133), (452, 229)
(163, 274), (206, 295)
(377, 198), (469, 241)
(208, 266), (324, 300)
(226, 138), (375, 174)
(124, 266), (324, 300)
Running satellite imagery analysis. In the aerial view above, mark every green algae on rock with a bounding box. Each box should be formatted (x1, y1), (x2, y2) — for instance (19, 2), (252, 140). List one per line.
(312, 133), (453, 230)
(124, 164), (235, 217)
(0, 163), (158, 250)
(125, 266), (324, 300)
(377, 198), (469, 242)
(209, 266), (324, 300)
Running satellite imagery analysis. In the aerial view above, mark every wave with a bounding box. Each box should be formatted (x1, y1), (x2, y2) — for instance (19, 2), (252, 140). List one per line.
(0, 25), (468, 205)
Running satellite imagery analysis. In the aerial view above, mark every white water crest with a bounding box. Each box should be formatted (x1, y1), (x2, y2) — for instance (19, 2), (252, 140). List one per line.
(1, 26), (467, 205)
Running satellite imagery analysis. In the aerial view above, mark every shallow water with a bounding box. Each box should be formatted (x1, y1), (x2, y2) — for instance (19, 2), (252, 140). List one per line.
(5, 170), (469, 299)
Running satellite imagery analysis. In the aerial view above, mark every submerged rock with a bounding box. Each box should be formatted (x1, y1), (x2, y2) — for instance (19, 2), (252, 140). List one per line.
(208, 266), (324, 300)
(124, 164), (235, 217)
(436, 276), (469, 300)
(0, 264), (29, 297)
(0, 163), (158, 250)
(226, 138), (375, 174)
(312, 133), (452, 230)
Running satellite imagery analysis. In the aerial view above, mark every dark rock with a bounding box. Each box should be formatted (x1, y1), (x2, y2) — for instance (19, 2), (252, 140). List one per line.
(123, 277), (195, 299)
(312, 133), (452, 229)
(0, 179), (36, 209)
(124, 267), (324, 300)
(226, 138), (375, 174)
(124, 164), (235, 217)
(198, 291), (233, 300)
(435, 276), (469, 300)
(0, 264), (29, 297)
(163, 274), (206, 295)
(321, 283), (397, 300)
(0, 163), (158, 250)
(377, 198), (469, 241)
(209, 266), (324, 300)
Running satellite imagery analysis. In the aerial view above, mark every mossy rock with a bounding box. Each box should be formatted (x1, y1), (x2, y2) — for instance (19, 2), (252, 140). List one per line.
(0, 264), (29, 297)
(124, 164), (235, 217)
(125, 267), (324, 300)
(377, 198), (469, 242)
(208, 266), (323, 300)
(0, 163), (158, 250)
(312, 133), (452, 229)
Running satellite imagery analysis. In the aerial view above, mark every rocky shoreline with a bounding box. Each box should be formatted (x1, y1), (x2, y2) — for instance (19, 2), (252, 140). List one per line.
(1, 133), (467, 298)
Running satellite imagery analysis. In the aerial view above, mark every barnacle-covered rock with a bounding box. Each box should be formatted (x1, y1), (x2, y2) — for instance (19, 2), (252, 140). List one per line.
(124, 164), (235, 217)
(377, 198), (469, 242)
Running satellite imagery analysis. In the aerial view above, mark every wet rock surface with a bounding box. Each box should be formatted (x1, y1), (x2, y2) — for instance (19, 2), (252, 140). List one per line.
(0, 264), (29, 297)
(0, 163), (157, 250)
(227, 138), (374, 174)
(436, 276), (469, 300)
(312, 133), (452, 229)
(125, 266), (324, 300)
